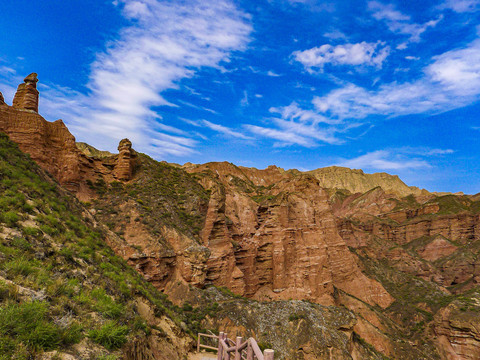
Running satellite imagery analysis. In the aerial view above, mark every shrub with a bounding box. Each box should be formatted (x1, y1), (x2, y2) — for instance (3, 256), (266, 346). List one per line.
(1, 211), (19, 227)
(22, 227), (42, 238)
(3, 257), (38, 277)
(88, 321), (129, 350)
(0, 301), (74, 351)
(91, 289), (125, 319)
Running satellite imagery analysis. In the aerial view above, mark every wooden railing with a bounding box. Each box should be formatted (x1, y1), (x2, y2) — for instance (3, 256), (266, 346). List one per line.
(197, 331), (274, 360)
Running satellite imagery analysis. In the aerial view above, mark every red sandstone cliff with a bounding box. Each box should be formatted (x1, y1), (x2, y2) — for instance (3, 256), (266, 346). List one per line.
(0, 75), (137, 199)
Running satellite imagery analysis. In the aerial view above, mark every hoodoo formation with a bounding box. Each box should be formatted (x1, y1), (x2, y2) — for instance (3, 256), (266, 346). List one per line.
(1, 75), (480, 359)
(12, 72), (40, 112)
(114, 138), (137, 181)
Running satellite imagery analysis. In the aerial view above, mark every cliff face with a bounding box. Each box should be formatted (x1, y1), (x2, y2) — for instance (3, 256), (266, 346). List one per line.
(184, 163), (393, 308)
(0, 76), (137, 199)
(330, 187), (480, 359)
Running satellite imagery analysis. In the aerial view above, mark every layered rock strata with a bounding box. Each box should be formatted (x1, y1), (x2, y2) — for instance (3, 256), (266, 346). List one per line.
(12, 73), (39, 112)
(0, 75), (137, 198)
(186, 163), (394, 308)
(114, 138), (137, 180)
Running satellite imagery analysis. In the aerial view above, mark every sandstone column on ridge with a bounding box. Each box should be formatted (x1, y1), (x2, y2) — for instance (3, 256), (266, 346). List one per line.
(114, 138), (137, 181)
(12, 72), (39, 112)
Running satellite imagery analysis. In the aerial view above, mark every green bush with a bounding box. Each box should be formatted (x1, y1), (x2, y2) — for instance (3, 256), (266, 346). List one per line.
(91, 289), (125, 319)
(3, 257), (38, 277)
(0, 301), (69, 351)
(88, 321), (129, 350)
(22, 227), (42, 238)
(1, 211), (19, 227)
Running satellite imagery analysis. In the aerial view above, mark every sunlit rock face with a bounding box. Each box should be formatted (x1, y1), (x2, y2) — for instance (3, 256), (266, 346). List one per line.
(114, 138), (137, 181)
(13, 73), (39, 113)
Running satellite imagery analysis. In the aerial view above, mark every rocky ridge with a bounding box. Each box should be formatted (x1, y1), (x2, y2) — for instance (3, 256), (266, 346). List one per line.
(0, 79), (137, 200)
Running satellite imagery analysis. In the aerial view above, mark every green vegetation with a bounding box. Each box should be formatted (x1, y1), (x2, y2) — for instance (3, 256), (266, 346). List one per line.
(0, 133), (212, 358)
(88, 321), (129, 350)
(92, 153), (210, 241)
(288, 313), (306, 322)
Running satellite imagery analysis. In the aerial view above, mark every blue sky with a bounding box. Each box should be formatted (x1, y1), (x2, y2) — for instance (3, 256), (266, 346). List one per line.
(0, 0), (479, 193)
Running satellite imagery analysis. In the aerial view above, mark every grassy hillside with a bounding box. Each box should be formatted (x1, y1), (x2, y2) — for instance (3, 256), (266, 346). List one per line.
(0, 133), (205, 359)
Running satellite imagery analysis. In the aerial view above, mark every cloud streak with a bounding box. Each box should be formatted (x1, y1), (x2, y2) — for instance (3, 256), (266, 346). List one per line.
(29, 0), (252, 157)
(440, 0), (480, 13)
(293, 41), (390, 71)
(309, 37), (480, 121)
(368, 1), (442, 48)
(337, 150), (430, 171)
(336, 146), (454, 172)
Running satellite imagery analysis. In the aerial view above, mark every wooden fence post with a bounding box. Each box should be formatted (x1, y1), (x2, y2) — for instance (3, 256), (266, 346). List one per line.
(264, 349), (274, 360)
(235, 336), (242, 360)
(197, 334), (201, 353)
(246, 341), (253, 360)
(217, 332), (224, 360)
(224, 334), (230, 360)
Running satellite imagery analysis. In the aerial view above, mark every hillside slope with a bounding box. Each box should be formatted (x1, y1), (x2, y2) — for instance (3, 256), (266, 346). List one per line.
(307, 166), (427, 197)
(0, 132), (200, 359)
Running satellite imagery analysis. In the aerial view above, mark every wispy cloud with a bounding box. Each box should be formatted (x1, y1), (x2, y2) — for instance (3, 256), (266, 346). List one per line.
(323, 29), (347, 40)
(18, 0), (252, 157)
(368, 1), (442, 48)
(336, 146), (454, 171)
(244, 102), (344, 147)
(309, 37), (480, 120)
(293, 41), (390, 71)
(244, 124), (321, 147)
(240, 90), (249, 107)
(337, 150), (430, 171)
(202, 120), (251, 139)
(175, 99), (219, 115)
(440, 0), (480, 13)
(267, 70), (281, 77)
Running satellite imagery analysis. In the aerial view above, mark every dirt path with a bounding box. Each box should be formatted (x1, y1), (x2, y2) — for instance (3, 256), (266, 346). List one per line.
(187, 352), (218, 360)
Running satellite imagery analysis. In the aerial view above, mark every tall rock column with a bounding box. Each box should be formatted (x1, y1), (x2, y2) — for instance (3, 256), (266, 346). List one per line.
(114, 138), (137, 181)
(13, 73), (39, 112)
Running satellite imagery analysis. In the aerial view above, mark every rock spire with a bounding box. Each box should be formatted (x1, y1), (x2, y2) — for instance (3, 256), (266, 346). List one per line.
(114, 138), (137, 181)
(13, 73), (39, 112)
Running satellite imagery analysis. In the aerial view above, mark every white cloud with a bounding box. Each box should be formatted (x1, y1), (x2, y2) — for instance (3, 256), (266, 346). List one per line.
(323, 30), (347, 40)
(267, 70), (281, 77)
(293, 41), (390, 71)
(244, 102), (344, 147)
(309, 38), (480, 121)
(440, 0), (480, 12)
(368, 1), (442, 46)
(202, 120), (251, 139)
(394, 146), (455, 156)
(336, 147), (454, 172)
(245, 124), (318, 147)
(427, 42), (480, 95)
(337, 150), (430, 171)
(270, 102), (340, 125)
(240, 90), (249, 107)
(263, 37), (480, 149)
(23, 0), (252, 157)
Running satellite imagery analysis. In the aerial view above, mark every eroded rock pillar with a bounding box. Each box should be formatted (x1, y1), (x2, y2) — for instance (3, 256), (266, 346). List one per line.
(13, 73), (39, 112)
(114, 138), (137, 181)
